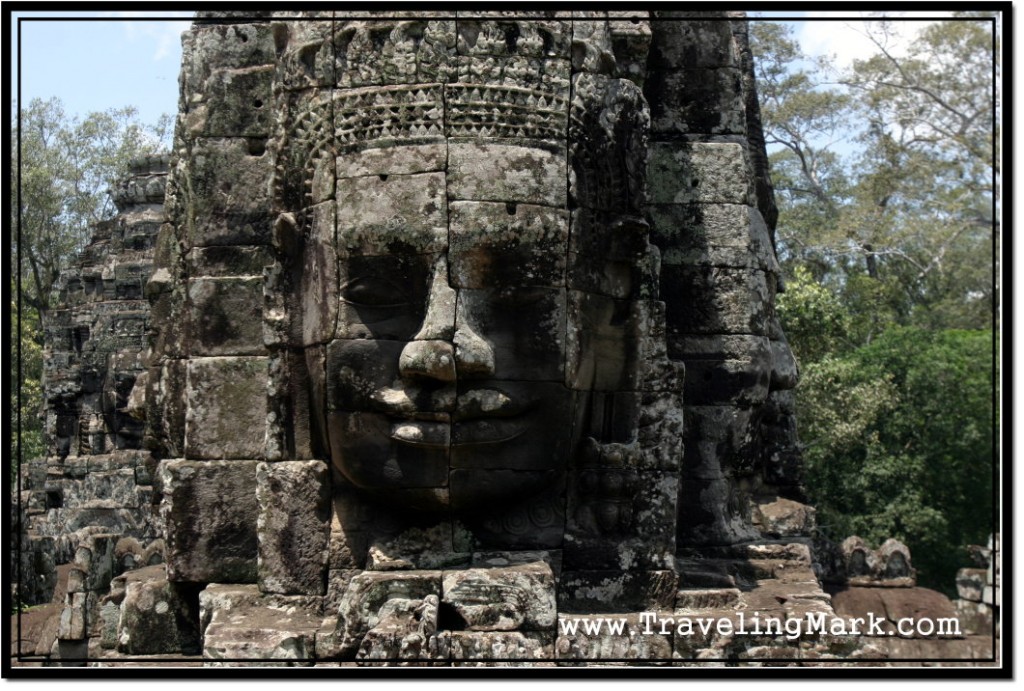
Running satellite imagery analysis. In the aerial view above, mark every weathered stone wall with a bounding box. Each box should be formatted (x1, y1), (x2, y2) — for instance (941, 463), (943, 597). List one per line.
(642, 13), (802, 548)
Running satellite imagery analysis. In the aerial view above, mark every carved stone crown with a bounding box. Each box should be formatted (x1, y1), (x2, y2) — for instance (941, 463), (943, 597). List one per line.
(331, 83), (569, 147)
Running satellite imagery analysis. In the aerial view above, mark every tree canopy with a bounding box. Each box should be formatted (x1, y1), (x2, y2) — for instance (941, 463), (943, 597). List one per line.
(753, 16), (998, 591)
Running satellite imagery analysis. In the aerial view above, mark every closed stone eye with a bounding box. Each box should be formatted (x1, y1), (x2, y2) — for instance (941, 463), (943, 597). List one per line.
(341, 277), (412, 308)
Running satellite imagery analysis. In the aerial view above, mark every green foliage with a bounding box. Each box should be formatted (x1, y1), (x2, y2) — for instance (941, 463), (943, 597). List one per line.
(11, 294), (44, 478)
(799, 328), (994, 590)
(776, 266), (851, 362)
(752, 19), (996, 334)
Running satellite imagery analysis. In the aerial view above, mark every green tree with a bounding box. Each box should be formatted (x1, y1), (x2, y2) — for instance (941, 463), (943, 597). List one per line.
(13, 97), (171, 316)
(842, 17), (997, 331)
(751, 22), (853, 281)
(752, 18), (997, 336)
(754, 18), (998, 590)
(775, 265), (851, 363)
(799, 328), (994, 591)
(11, 295), (44, 481)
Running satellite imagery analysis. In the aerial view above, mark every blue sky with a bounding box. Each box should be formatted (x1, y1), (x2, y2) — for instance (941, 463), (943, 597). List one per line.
(13, 11), (190, 129)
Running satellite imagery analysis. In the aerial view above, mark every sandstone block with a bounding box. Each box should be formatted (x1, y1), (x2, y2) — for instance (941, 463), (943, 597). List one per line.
(274, 20), (335, 90)
(648, 18), (737, 70)
(116, 565), (200, 655)
(187, 245), (273, 278)
(335, 142), (447, 179)
(357, 595), (447, 663)
(195, 66), (275, 138)
(335, 172), (447, 256)
(57, 592), (87, 641)
(333, 571), (442, 656)
(449, 201), (569, 289)
(187, 278), (265, 356)
(159, 460), (259, 583)
(954, 598), (993, 635)
(256, 461), (331, 595)
(558, 570), (677, 613)
(565, 468), (679, 571)
(647, 67), (745, 135)
(442, 561), (557, 631)
(753, 497), (816, 539)
(184, 357), (268, 460)
(186, 138), (274, 247)
(648, 141), (753, 205)
(676, 587), (742, 611)
(671, 337), (772, 407)
(448, 140), (567, 208)
(366, 524), (470, 571)
(449, 631), (553, 665)
(555, 612), (672, 662)
(181, 23), (277, 96)
(648, 204), (777, 272)
(661, 265), (770, 336)
(203, 600), (320, 666)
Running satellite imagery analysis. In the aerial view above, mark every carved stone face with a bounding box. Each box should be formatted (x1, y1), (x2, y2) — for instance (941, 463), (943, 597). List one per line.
(317, 143), (587, 513)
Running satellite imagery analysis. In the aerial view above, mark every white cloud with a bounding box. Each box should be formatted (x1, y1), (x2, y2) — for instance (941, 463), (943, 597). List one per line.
(796, 12), (957, 68)
(106, 11), (192, 61)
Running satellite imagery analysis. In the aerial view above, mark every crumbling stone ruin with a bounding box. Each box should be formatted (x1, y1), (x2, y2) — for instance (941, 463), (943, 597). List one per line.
(11, 11), (997, 668)
(14, 155), (169, 656)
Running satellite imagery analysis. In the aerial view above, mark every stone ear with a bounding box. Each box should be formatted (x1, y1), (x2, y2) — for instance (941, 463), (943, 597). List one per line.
(273, 212), (301, 259)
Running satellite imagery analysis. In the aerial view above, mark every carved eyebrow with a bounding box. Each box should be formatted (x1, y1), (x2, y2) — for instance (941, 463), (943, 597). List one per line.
(335, 224), (448, 257)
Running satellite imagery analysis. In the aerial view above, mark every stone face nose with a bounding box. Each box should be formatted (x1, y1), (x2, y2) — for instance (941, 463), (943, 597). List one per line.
(453, 324), (495, 378)
(399, 339), (458, 382)
(397, 254), (494, 382)
(400, 256), (458, 383)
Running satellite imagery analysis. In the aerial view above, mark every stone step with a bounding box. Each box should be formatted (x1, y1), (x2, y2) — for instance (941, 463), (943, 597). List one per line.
(675, 587), (741, 610)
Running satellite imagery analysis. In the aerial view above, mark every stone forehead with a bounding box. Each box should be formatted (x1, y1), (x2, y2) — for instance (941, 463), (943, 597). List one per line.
(332, 148), (568, 255)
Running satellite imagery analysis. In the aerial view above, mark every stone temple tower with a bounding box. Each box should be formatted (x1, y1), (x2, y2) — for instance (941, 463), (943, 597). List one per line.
(133, 10), (811, 662)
